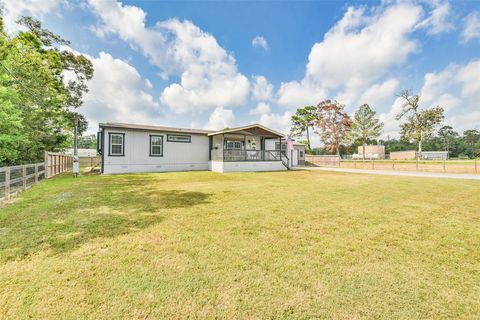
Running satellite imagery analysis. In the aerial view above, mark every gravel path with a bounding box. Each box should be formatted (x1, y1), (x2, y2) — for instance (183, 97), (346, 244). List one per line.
(293, 166), (480, 180)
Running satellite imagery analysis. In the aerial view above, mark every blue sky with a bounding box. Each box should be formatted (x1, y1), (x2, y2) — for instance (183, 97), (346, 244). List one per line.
(1, 0), (479, 144)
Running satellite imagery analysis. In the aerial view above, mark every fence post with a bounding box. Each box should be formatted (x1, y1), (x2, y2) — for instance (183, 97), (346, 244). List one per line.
(416, 157), (419, 171)
(392, 159), (395, 170)
(44, 151), (49, 178)
(35, 164), (38, 183)
(443, 158), (446, 172)
(475, 159), (478, 173)
(22, 165), (27, 191)
(372, 159), (374, 170)
(5, 167), (10, 201)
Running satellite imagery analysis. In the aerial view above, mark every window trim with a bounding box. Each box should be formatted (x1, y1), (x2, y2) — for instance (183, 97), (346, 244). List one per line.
(108, 132), (125, 157)
(149, 135), (164, 157)
(225, 140), (242, 149)
(167, 134), (191, 143)
(275, 142), (287, 151)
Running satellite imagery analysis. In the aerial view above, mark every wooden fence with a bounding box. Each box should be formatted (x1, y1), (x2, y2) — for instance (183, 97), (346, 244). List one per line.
(0, 163), (45, 202)
(0, 153), (73, 203)
(340, 159), (479, 174)
(44, 152), (73, 178)
(78, 156), (102, 168)
(305, 155), (341, 167)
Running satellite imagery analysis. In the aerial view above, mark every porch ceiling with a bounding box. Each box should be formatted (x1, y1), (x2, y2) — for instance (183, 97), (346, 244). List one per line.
(208, 124), (284, 138)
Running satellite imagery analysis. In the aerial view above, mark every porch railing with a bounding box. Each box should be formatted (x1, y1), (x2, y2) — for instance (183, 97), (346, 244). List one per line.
(211, 149), (283, 162)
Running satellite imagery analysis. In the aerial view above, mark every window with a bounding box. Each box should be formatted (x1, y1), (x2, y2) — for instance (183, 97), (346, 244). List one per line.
(275, 142), (287, 150)
(167, 134), (191, 143)
(150, 135), (163, 156)
(97, 131), (103, 154)
(226, 140), (242, 149)
(109, 133), (124, 156)
(300, 151), (304, 157)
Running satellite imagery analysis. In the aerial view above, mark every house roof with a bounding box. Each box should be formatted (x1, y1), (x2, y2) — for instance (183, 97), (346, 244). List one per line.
(207, 124), (284, 138)
(99, 122), (214, 135)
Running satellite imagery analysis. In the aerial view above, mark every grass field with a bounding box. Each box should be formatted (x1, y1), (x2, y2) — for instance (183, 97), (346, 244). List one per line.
(0, 170), (479, 319)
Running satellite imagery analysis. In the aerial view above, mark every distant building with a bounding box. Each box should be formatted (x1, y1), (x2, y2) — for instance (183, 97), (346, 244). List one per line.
(65, 148), (97, 157)
(421, 151), (448, 160)
(389, 150), (449, 160)
(353, 145), (385, 159)
(389, 150), (417, 160)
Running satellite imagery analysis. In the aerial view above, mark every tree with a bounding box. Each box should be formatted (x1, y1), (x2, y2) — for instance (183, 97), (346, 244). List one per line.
(463, 130), (480, 158)
(0, 81), (28, 166)
(77, 134), (97, 149)
(396, 90), (444, 158)
(315, 100), (351, 155)
(349, 104), (383, 159)
(0, 15), (93, 163)
(438, 125), (458, 158)
(290, 106), (317, 152)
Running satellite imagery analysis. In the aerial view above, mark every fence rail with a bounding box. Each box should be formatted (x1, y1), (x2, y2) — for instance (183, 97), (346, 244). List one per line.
(340, 159), (479, 174)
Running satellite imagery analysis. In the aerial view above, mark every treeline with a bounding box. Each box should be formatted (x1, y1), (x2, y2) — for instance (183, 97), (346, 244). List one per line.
(0, 15), (93, 166)
(291, 90), (480, 159)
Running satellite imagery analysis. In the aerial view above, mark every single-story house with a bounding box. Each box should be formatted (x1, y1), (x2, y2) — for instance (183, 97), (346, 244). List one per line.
(97, 122), (305, 174)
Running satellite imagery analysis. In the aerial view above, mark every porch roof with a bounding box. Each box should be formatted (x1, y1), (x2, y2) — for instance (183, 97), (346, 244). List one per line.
(207, 124), (284, 138)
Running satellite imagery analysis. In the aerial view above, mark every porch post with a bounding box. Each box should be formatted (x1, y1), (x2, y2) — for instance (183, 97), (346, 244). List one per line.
(222, 133), (225, 161)
(244, 135), (247, 161)
(279, 137), (282, 161)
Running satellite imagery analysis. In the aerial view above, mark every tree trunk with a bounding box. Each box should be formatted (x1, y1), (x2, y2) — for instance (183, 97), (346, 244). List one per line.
(362, 139), (366, 160)
(418, 139), (422, 160)
(306, 126), (311, 152)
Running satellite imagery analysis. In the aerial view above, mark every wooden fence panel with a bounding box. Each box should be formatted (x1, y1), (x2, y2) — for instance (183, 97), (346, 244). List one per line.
(44, 152), (73, 178)
(305, 155), (341, 167)
(0, 163), (46, 203)
(78, 156), (102, 168)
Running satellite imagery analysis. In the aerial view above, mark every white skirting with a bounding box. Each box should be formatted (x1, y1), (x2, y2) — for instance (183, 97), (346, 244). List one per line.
(208, 161), (286, 173)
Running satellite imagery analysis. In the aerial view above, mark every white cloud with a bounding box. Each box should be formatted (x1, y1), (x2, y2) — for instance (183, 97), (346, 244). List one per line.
(357, 79), (400, 108)
(204, 107), (234, 130)
(277, 2), (423, 109)
(0, 0), (62, 33)
(379, 59), (480, 138)
(251, 75), (274, 101)
(249, 102), (271, 115)
(78, 52), (161, 133)
(252, 36), (269, 50)
(277, 80), (326, 108)
(258, 111), (292, 135)
(88, 0), (249, 113)
(378, 97), (404, 139)
(417, 1), (454, 35)
(461, 11), (480, 42)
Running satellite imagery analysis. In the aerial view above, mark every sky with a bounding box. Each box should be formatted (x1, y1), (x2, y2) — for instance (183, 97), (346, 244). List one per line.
(1, 0), (479, 146)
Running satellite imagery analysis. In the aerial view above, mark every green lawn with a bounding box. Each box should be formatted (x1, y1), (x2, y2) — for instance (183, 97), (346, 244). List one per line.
(0, 170), (479, 319)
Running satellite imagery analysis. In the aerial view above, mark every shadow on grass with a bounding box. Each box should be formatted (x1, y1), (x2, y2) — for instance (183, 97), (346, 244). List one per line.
(0, 175), (211, 262)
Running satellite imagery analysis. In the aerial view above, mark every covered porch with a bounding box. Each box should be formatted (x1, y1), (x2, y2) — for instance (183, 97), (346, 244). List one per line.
(207, 124), (289, 172)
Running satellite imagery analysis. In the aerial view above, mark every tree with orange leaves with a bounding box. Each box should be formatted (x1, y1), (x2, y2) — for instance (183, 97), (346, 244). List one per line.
(315, 100), (351, 155)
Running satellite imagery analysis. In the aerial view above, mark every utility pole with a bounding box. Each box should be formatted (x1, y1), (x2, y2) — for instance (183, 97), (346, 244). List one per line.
(73, 118), (79, 177)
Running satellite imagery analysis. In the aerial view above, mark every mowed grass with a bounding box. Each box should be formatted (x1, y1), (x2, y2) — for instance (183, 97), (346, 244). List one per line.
(0, 170), (479, 319)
